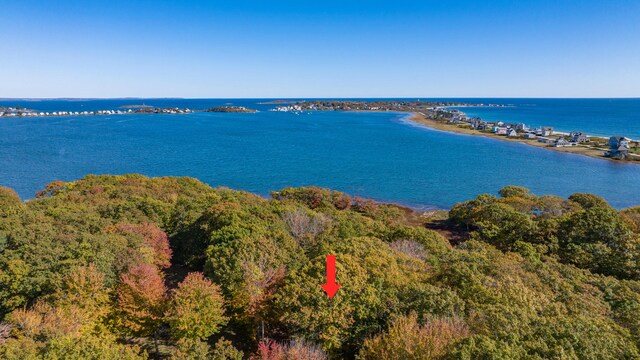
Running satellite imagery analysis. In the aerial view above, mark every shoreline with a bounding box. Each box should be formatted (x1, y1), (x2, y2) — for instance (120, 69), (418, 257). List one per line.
(407, 112), (639, 164)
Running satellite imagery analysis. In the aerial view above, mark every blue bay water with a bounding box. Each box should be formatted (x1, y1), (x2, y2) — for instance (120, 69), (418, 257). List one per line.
(1, 99), (640, 209)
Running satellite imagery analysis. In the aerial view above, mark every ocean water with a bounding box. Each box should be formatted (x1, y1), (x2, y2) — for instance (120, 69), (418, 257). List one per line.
(1, 99), (639, 209)
(449, 98), (640, 139)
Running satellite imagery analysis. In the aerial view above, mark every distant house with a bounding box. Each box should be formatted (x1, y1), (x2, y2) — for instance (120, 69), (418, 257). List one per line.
(542, 127), (554, 136)
(507, 129), (518, 137)
(607, 136), (631, 159)
(449, 112), (467, 124)
(570, 132), (590, 143)
(524, 133), (537, 139)
(538, 137), (554, 144)
(470, 118), (483, 129)
(608, 136), (631, 148)
(515, 123), (528, 131)
(554, 138), (573, 147)
(495, 127), (509, 135)
(448, 116), (462, 124)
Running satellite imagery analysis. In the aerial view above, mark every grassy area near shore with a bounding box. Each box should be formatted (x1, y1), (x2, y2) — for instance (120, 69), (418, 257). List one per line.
(409, 112), (640, 163)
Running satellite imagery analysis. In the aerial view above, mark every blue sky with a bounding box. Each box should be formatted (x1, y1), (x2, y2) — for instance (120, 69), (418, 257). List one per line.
(1, 0), (639, 98)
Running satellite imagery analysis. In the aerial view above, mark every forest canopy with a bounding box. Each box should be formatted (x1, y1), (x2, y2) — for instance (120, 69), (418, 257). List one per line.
(0, 175), (639, 359)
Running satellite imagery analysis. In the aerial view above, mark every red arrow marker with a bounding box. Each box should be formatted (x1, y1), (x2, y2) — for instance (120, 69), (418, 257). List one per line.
(321, 255), (341, 299)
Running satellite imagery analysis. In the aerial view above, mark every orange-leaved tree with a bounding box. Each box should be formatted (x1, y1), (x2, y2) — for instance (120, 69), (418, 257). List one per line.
(115, 264), (167, 341)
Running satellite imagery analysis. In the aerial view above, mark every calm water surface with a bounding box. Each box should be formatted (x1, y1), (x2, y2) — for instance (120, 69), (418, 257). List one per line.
(1, 107), (639, 209)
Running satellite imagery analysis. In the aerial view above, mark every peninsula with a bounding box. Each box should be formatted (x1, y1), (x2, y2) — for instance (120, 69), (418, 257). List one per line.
(409, 111), (639, 162)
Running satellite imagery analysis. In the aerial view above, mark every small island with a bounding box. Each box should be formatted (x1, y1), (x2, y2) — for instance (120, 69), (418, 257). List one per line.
(205, 106), (257, 113)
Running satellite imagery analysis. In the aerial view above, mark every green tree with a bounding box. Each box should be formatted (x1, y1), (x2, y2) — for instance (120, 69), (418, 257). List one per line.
(498, 185), (531, 199)
(166, 272), (228, 340)
(558, 206), (636, 278)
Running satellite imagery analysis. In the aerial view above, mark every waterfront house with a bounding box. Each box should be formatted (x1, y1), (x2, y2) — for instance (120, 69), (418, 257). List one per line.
(554, 138), (573, 147)
(538, 137), (554, 144)
(507, 129), (519, 137)
(542, 127), (554, 136)
(570, 132), (590, 143)
(495, 127), (509, 135)
(606, 144), (631, 159)
(515, 123), (528, 131)
(606, 136), (631, 159)
(525, 133), (537, 139)
(449, 113), (467, 124)
(608, 136), (631, 148)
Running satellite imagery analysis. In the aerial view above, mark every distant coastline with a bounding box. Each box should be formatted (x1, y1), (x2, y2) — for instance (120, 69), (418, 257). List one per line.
(2, 98), (638, 163)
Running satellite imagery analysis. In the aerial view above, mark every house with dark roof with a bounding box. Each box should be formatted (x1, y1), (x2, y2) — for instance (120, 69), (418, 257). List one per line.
(606, 136), (631, 159)
(570, 132), (590, 143)
(608, 136), (631, 148)
(554, 138), (573, 147)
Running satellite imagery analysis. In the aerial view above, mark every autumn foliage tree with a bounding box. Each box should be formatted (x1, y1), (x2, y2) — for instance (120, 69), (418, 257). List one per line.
(115, 264), (167, 336)
(359, 313), (469, 360)
(166, 272), (227, 340)
(110, 223), (173, 269)
(1, 176), (640, 359)
(251, 339), (327, 360)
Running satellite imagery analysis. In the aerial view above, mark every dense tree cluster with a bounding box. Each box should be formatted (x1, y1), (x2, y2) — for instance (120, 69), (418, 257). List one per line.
(449, 185), (640, 279)
(0, 176), (639, 359)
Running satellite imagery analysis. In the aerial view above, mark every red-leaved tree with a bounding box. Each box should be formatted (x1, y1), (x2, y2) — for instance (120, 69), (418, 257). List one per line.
(116, 264), (167, 337)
